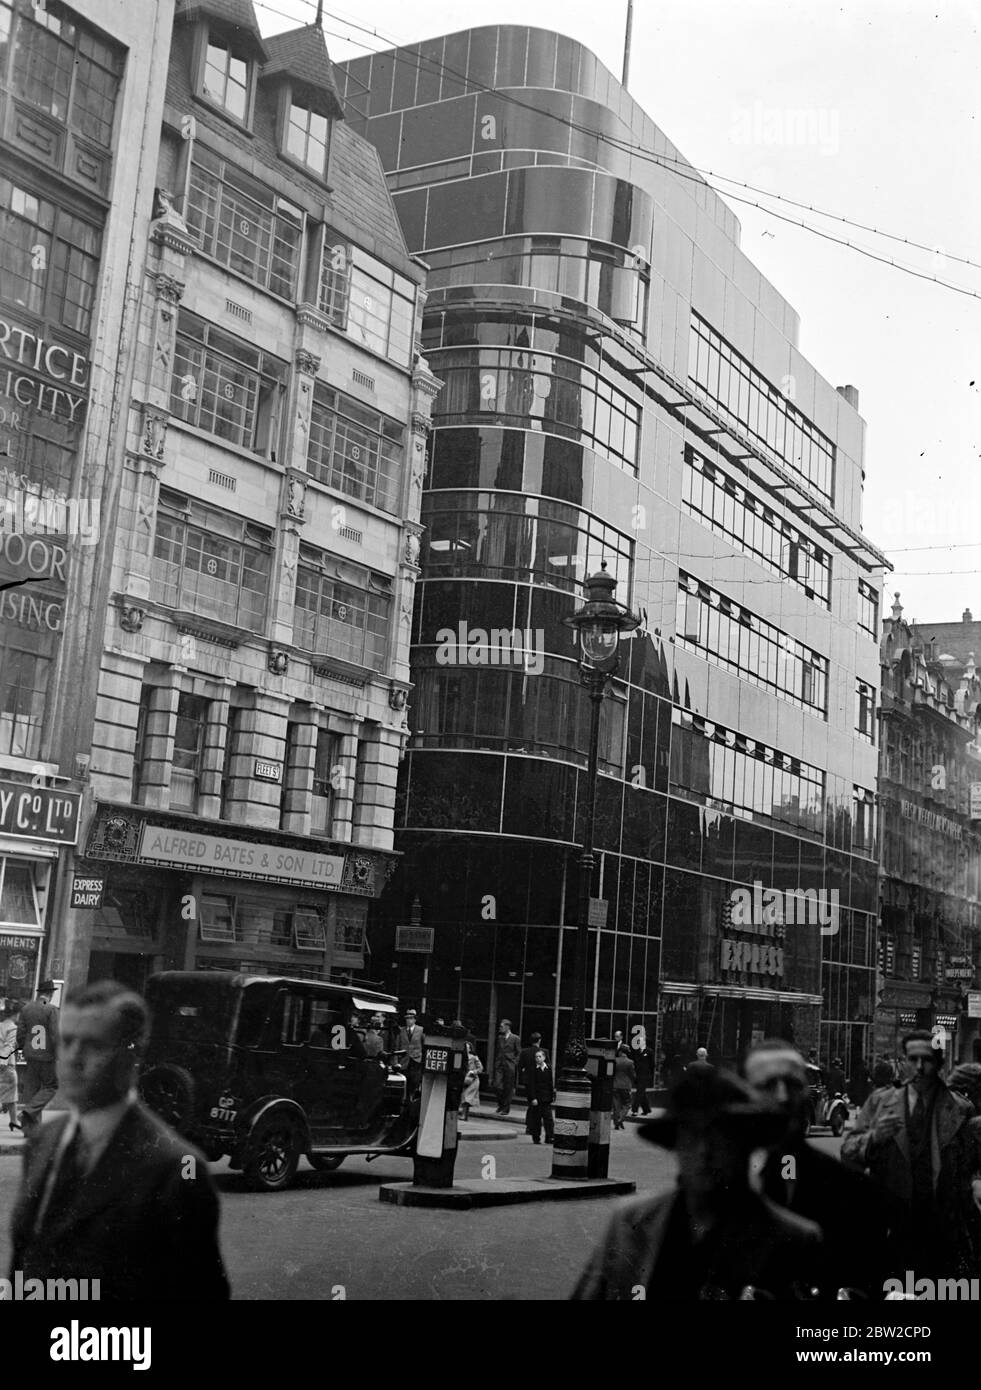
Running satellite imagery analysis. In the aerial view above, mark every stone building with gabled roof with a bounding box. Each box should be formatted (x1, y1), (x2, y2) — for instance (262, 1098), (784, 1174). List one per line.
(57, 2), (441, 993)
(877, 594), (981, 1064)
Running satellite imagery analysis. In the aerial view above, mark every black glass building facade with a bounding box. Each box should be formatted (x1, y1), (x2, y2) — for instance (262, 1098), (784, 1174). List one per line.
(337, 26), (886, 1078)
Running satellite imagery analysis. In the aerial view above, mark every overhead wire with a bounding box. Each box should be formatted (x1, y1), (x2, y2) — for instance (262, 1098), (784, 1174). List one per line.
(261, 0), (981, 295)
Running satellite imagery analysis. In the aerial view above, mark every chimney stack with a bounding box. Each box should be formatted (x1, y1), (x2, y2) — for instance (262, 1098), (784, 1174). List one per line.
(964, 609), (973, 623)
(836, 384), (860, 411)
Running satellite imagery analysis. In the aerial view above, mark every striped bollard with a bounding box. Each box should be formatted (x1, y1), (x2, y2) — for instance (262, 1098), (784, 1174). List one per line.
(588, 1057), (614, 1179)
(551, 1072), (592, 1179)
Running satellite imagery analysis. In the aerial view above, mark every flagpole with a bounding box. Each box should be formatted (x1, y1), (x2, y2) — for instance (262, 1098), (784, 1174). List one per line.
(622, 0), (634, 88)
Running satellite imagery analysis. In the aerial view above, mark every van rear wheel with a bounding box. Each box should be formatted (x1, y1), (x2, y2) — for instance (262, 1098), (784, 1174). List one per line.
(244, 1115), (301, 1192)
(139, 1065), (194, 1130)
(308, 1155), (345, 1173)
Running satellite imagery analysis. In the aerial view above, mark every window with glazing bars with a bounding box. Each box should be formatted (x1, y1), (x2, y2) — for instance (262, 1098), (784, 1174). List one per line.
(317, 231), (415, 367)
(170, 310), (286, 455)
(676, 573), (828, 716)
(152, 489), (272, 631)
(856, 679), (876, 745)
(688, 313), (835, 501)
(0, 176), (101, 335)
(0, 645), (49, 758)
(1, 0), (123, 149)
(853, 786), (876, 855)
(202, 33), (250, 121)
(670, 707), (825, 833)
(858, 579), (879, 640)
(185, 147), (302, 298)
(311, 728), (338, 837)
(308, 384), (404, 513)
(293, 553), (390, 670)
(171, 692), (210, 812)
(682, 447), (831, 607)
(286, 99), (329, 175)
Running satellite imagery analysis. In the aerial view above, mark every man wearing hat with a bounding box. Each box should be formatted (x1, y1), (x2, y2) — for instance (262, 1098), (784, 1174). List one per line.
(571, 1066), (823, 1299)
(16, 979), (60, 1134)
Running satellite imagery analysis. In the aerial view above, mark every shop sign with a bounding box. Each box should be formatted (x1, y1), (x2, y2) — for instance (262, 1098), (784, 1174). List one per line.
(396, 925), (434, 953)
(137, 825), (344, 889)
(899, 799), (962, 840)
(588, 897), (608, 927)
(0, 780), (80, 843)
(0, 934), (41, 950)
(971, 783), (981, 819)
(945, 965), (975, 981)
(967, 992), (981, 1019)
(0, 317), (89, 428)
(70, 875), (104, 909)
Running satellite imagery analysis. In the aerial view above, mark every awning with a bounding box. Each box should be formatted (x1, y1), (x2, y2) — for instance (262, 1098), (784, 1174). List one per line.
(353, 996), (397, 1014)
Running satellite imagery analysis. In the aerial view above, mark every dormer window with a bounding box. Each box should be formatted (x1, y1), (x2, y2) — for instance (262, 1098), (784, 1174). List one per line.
(202, 32), (252, 121)
(287, 98), (329, 176)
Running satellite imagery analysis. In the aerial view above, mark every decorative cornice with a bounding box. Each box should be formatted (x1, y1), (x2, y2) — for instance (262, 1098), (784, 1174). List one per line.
(296, 303), (331, 333)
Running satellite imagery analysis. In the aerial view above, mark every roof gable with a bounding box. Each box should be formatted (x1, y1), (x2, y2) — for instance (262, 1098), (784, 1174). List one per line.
(261, 23), (344, 119)
(176, 0), (269, 62)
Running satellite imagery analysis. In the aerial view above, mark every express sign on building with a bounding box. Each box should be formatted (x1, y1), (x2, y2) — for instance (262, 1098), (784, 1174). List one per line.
(0, 780), (81, 844)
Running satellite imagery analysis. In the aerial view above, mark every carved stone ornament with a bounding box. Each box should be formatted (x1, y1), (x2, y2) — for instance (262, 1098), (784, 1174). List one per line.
(403, 531), (421, 567)
(295, 348), (321, 376)
(286, 474), (306, 520)
(142, 408), (168, 461)
(268, 650), (289, 676)
(120, 605), (145, 633)
(154, 272), (185, 305)
(389, 685), (408, 712)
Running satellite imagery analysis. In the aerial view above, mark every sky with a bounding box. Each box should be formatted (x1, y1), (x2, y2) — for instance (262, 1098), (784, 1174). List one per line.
(256, 0), (981, 625)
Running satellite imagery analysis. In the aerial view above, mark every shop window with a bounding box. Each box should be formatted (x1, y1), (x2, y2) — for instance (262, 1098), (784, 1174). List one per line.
(311, 729), (338, 837)
(308, 384), (404, 514)
(0, 858), (41, 926)
(172, 692), (210, 812)
(153, 488), (272, 632)
(293, 908), (326, 952)
(185, 148), (302, 299)
(200, 31), (253, 124)
(285, 98), (329, 177)
(198, 894), (236, 943)
(170, 310), (286, 457)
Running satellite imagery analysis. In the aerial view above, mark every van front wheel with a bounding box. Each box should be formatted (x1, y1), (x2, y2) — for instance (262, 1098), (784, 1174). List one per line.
(244, 1115), (301, 1192)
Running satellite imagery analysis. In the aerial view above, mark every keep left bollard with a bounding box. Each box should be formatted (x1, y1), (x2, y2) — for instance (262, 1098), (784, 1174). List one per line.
(412, 1026), (467, 1188)
(587, 1039), (616, 1179)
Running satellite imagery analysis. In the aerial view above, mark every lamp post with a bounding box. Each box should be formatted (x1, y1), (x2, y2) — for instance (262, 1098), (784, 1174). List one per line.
(551, 564), (639, 1179)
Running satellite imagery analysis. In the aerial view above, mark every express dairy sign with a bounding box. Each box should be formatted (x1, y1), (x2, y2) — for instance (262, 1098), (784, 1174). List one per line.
(0, 780), (81, 843)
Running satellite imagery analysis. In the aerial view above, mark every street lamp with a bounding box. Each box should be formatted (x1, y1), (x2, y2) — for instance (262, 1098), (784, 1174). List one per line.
(558, 562), (639, 1079)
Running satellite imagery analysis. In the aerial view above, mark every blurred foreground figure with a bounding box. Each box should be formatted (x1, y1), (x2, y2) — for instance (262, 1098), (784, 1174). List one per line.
(571, 1066), (822, 1299)
(743, 1040), (889, 1298)
(10, 980), (229, 1300)
(842, 1030), (981, 1280)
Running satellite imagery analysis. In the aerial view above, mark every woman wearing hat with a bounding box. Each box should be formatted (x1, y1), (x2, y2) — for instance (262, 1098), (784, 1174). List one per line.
(571, 1066), (823, 1299)
(0, 1002), (20, 1131)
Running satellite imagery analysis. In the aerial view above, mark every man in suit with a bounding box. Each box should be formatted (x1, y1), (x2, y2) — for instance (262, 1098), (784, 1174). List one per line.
(10, 979), (229, 1300)
(630, 1041), (655, 1116)
(572, 1066), (823, 1299)
(842, 1029), (981, 1279)
(394, 1008), (424, 1096)
(493, 1019), (521, 1115)
(743, 1040), (891, 1298)
(16, 979), (59, 1133)
(524, 1048), (556, 1144)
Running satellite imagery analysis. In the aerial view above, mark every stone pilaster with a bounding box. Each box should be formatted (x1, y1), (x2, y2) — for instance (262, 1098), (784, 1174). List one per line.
(352, 725), (403, 850)
(280, 705), (321, 835)
(330, 729), (359, 844)
(138, 673), (182, 809)
(197, 680), (233, 819)
(223, 691), (292, 831)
